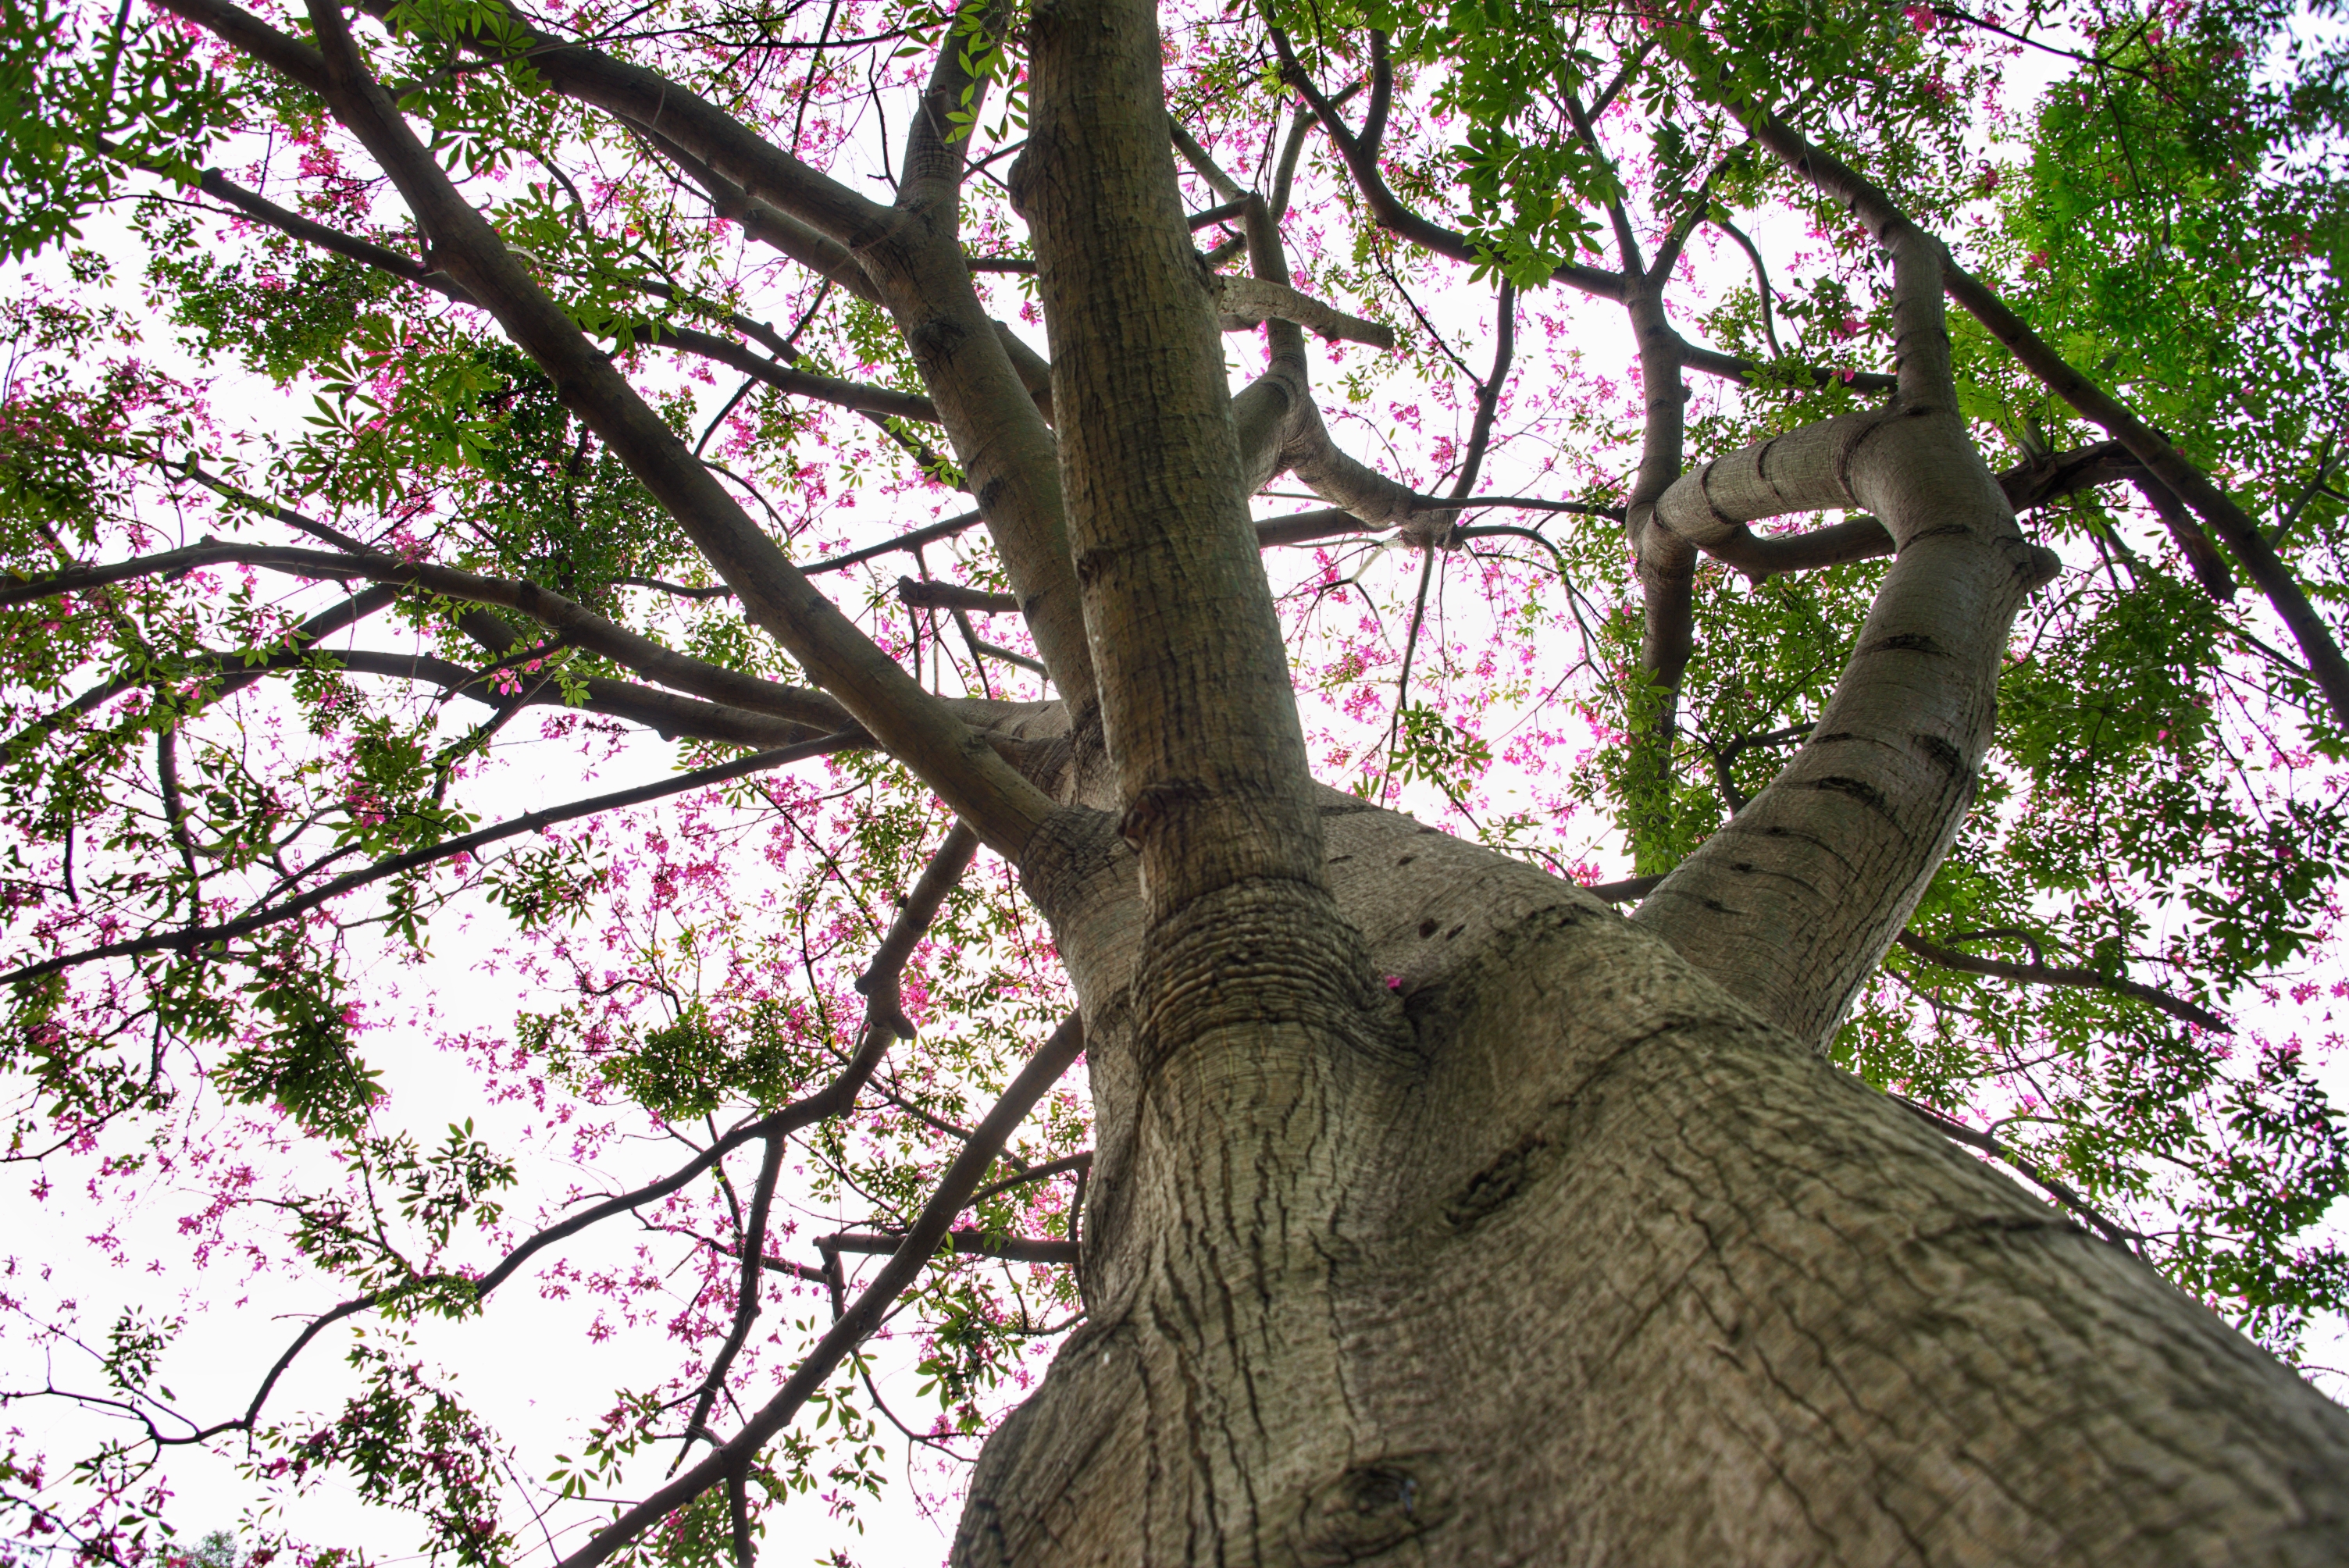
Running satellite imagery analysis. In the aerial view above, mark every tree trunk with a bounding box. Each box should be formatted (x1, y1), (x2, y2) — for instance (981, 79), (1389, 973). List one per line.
(968, 808), (2349, 1565)
(952, 1), (2349, 1562)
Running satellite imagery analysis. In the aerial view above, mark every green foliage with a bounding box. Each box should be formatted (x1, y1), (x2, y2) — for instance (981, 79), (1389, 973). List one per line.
(258, 1338), (514, 1568)
(0, 0), (234, 262)
(4, 0), (2348, 1556)
(219, 956), (383, 1139)
(600, 1000), (811, 1121)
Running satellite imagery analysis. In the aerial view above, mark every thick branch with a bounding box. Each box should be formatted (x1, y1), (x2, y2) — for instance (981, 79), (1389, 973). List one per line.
(898, 579), (1019, 614)
(1215, 276), (1395, 351)
(174, 0), (1059, 853)
(172, 157), (936, 426)
(1738, 100), (2349, 727)
(1019, 0), (1331, 912)
(1634, 269), (2058, 1042)
(1, 543), (853, 733)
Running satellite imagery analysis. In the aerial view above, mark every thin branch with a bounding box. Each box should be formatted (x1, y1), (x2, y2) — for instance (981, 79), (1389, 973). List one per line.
(161, 819), (978, 1447)
(1711, 216), (1784, 360)
(1706, 722), (1809, 814)
(964, 1149), (1091, 1208)
(0, 540), (851, 732)
(0, 731), (861, 987)
(896, 578), (1018, 614)
(558, 1013), (1086, 1568)
(1445, 282), (1516, 505)
(1894, 932), (2228, 1033)
(1891, 1094), (2144, 1247)
(854, 819), (981, 1039)
(821, 1228), (1076, 1265)
(679, 1131), (787, 1452)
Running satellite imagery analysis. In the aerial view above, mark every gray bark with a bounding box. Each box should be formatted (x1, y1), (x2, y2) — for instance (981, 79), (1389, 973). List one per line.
(157, 2), (2349, 1559)
(970, 796), (2349, 1567)
(951, 7), (2349, 1563)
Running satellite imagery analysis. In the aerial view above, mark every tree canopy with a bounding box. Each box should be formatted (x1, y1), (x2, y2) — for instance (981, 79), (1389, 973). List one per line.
(2, 0), (2347, 1561)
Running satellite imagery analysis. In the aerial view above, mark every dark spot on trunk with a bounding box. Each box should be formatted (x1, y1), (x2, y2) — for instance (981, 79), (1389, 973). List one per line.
(1116, 779), (1207, 850)
(1396, 853), (1417, 867)
(1445, 1134), (1549, 1231)
(1445, 923), (1465, 940)
(1418, 918), (1439, 938)
(1297, 1457), (1451, 1564)
(905, 315), (967, 363)
(1808, 775), (1893, 816)
(1867, 631), (1947, 655)
(1912, 732), (1965, 775)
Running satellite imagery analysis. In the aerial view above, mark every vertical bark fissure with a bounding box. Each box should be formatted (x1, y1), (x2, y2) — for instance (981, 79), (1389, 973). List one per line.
(1007, 0), (1410, 1555)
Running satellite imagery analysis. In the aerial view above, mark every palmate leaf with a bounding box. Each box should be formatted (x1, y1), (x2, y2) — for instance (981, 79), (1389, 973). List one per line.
(0, 0), (237, 263)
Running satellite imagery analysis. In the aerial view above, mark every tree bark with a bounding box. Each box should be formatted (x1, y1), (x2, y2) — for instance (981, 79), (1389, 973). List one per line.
(966, 800), (2349, 1566)
(949, 8), (2349, 1560)
(146, 3), (2349, 1559)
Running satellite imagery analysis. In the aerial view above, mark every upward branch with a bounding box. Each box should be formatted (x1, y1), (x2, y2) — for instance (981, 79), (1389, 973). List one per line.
(193, 0), (1058, 856)
(1734, 102), (2349, 733)
(1628, 127), (2059, 1042)
(1017, 0), (1332, 918)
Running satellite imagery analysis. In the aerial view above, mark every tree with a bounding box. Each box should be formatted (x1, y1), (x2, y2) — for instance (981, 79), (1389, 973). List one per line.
(4, 0), (2349, 1561)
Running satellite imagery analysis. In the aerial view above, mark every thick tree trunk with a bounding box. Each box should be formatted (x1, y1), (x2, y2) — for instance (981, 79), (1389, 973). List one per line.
(955, 4), (2349, 1559)
(967, 813), (2349, 1565)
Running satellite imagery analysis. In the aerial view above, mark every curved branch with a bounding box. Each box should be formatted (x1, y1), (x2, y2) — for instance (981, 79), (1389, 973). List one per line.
(1895, 932), (2228, 1033)
(1737, 100), (2349, 728)
(854, 819), (981, 1040)
(360, 0), (893, 247)
(680, 1131), (787, 1449)
(0, 541), (854, 734)
(1263, 20), (1625, 301)
(269, 0), (1053, 853)
(1712, 216), (1784, 359)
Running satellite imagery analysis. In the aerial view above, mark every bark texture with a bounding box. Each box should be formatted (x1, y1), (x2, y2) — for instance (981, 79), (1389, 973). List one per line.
(158, 2), (2349, 1560)
(948, 7), (2349, 1563)
(969, 804), (2349, 1566)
